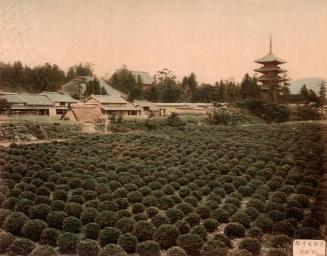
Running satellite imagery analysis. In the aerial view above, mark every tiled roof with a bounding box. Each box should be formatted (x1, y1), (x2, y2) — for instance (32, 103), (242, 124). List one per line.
(41, 91), (79, 103)
(1, 94), (53, 105)
(18, 94), (53, 106)
(101, 103), (142, 111)
(88, 95), (128, 104)
(255, 52), (286, 64)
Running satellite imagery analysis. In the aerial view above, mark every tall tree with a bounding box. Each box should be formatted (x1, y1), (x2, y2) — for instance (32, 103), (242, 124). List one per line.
(318, 80), (326, 106)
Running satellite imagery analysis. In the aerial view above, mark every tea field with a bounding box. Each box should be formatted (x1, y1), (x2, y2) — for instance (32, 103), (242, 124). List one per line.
(0, 123), (326, 256)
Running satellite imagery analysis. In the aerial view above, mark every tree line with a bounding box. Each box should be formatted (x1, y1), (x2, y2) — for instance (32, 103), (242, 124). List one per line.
(0, 61), (94, 93)
(109, 67), (262, 103)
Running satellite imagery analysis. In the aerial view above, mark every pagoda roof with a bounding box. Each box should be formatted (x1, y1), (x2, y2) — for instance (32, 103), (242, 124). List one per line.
(257, 76), (286, 82)
(254, 66), (286, 73)
(255, 52), (286, 64)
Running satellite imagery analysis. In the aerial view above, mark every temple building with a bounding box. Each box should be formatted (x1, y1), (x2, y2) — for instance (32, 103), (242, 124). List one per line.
(254, 37), (288, 103)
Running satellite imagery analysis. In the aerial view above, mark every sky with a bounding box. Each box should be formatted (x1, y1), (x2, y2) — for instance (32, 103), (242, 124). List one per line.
(0, 0), (326, 83)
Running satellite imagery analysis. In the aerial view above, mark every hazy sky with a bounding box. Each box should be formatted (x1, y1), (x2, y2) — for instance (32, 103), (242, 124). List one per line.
(0, 0), (326, 83)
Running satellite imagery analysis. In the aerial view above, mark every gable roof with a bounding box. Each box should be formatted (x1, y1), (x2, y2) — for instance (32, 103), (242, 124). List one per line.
(255, 52), (286, 64)
(1, 93), (53, 106)
(41, 91), (79, 103)
(61, 103), (104, 123)
(86, 95), (128, 104)
(131, 71), (155, 85)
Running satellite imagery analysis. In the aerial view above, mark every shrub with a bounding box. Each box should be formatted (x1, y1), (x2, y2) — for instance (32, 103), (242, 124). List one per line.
(3, 212), (29, 235)
(46, 211), (66, 229)
(14, 199), (34, 215)
(191, 225), (207, 241)
(30, 245), (57, 256)
(166, 208), (185, 223)
(271, 234), (292, 248)
(98, 200), (118, 212)
(51, 200), (66, 211)
(62, 216), (82, 233)
(185, 212), (201, 227)
(77, 239), (99, 256)
(53, 189), (68, 201)
(200, 241), (229, 256)
(211, 208), (230, 223)
(151, 213), (170, 228)
(64, 202), (83, 218)
(57, 232), (79, 254)
(21, 219), (47, 242)
(166, 246), (187, 256)
(302, 217), (320, 229)
(153, 224), (180, 249)
(28, 204), (50, 220)
(175, 220), (191, 234)
(230, 212), (251, 228)
(268, 210), (285, 222)
(272, 220), (295, 237)
(294, 227), (321, 239)
(143, 195), (157, 207)
(145, 207), (159, 218)
(99, 227), (122, 246)
(95, 210), (119, 228)
(133, 221), (155, 242)
(213, 234), (233, 248)
(8, 238), (35, 256)
(80, 207), (99, 225)
(244, 207), (259, 220)
(40, 228), (60, 246)
(98, 244), (127, 256)
(195, 205), (211, 219)
(132, 203), (145, 214)
(177, 234), (204, 256)
(203, 218), (218, 232)
(136, 240), (161, 256)
(285, 207), (304, 220)
(115, 217), (135, 233)
(239, 238), (261, 255)
(246, 227), (263, 239)
(83, 222), (101, 240)
(224, 222), (245, 238)
(0, 231), (14, 253)
(117, 233), (138, 253)
(254, 214), (273, 232)
(127, 191), (143, 203)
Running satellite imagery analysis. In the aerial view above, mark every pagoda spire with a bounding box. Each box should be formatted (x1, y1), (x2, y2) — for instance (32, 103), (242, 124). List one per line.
(269, 33), (272, 53)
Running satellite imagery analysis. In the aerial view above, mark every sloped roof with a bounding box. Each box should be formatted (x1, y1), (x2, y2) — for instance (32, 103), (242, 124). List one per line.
(154, 103), (213, 108)
(255, 52), (286, 64)
(1, 94), (53, 105)
(86, 95), (128, 104)
(41, 91), (79, 103)
(98, 79), (126, 98)
(2, 94), (25, 103)
(134, 100), (160, 111)
(131, 71), (155, 85)
(101, 103), (142, 111)
(18, 94), (53, 106)
(61, 103), (103, 123)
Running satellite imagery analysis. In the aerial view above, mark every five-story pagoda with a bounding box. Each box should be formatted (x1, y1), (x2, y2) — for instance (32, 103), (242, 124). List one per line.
(255, 36), (287, 103)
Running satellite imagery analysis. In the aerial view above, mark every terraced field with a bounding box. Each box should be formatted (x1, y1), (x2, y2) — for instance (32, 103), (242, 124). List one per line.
(0, 123), (326, 256)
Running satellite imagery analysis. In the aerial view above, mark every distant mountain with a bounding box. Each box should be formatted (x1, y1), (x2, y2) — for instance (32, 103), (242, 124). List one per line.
(289, 77), (325, 94)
